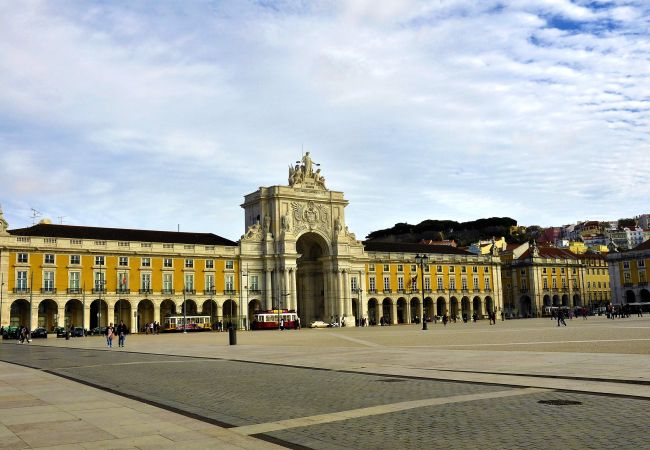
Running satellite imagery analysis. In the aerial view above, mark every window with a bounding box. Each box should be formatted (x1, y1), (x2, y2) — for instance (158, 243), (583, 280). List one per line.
(383, 264), (390, 272)
(206, 259), (214, 269)
(520, 268), (525, 275)
(639, 272), (646, 283)
(43, 271), (54, 290)
(397, 264), (403, 272)
(484, 277), (490, 290)
(225, 260), (234, 270)
(251, 275), (259, 291)
(141, 273), (151, 291)
(572, 268), (577, 274)
(141, 257), (151, 267)
(561, 267), (565, 274)
(205, 274), (215, 292)
(437, 276), (443, 290)
(119, 256), (129, 266)
(552, 278), (557, 288)
(624, 272), (631, 282)
(449, 278), (456, 290)
(424, 264), (430, 273)
(17, 253), (28, 263)
(461, 277), (468, 290)
(484, 266), (489, 273)
(397, 276), (404, 290)
(224, 275), (234, 291)
(186, 273), (196, 291)
(542, 268), (547, 274)
(449, 266), (455, 273)
(411, 265), (417, 272)
(17, 271), (28, 290)
(587, 281), (591, 288)
(95, 256), (105, 266)
(552, 267), (556, 274)
(163, 273), (173, 292)
(573, 279), (578, 288)
(562, 278), (567, 288)
(69, 272), (80, 289)
(163, 258), (173, 268)
(424, 277), (430, 291)
(473, 277), (479, 290)
(472, 266), (478, 273)
(44, 254), (55, 264)
(94, 271), (105, 291)
(411, 276), (417, 290)
(369, 264), (375, 272)
(369, 277), (376, 291)
(543, 279), (548, 289)
(185, 259), (194, 269)
(639, 260), (646, 268)
(70, 255), (80, 265)
(437, 265), (443, 273)
(351, 277), (358, 291)
(118, 272), (129, 290)
(383, 276), (390, 290)
(623, 261), (630, 269)
(461, 266), (467, 273)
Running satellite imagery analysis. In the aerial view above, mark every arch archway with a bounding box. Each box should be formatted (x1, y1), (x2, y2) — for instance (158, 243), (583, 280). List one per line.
(626, 290), (636, 303)
(382, 298), (393, 324)
(561, 294), (569, 307)
(38, 299), (58, 331)
(367, 298), (379, 325)
(90, 299), (109, 328)
(65, 299), (83, 329)
(10, 299), (30, 328)
(423, 297), (434, 321)
(552, 295), (561, 306)
(223, 299), (238, 328)
(181, 299), (198, 315)
(248, 298), (262, 326)
(450, 297), (458, 320)
(436, 297), (446, 317)
(641, 289), (650, 302)
(160, 299), (176, 320)
(138, 299), (154, 332)
(543, 295), (551, 307)
(461, 297), (470, 319)
(202, 299), (218, 328)
(396, 298), (407, 324)
(114, 299), (132, 328)
(473, 296), (482, 317)
(485, 296), (494, 314)
(573, 294), (581, 307)
(296, 232), (330, 324)
(519, 296), (532, 318)
(410, 298), (421, 323)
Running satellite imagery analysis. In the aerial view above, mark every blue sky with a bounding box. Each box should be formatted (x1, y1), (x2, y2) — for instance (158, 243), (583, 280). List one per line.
(1, 0), (649, 241)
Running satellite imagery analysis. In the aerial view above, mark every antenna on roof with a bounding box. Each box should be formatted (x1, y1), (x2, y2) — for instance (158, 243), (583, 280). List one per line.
(30, 208), (41, 225)
(57, 216), (66, 225)
(177, 224), (180, 232)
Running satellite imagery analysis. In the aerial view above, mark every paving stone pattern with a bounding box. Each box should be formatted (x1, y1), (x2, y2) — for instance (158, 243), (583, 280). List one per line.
(268, 391), (650, 449)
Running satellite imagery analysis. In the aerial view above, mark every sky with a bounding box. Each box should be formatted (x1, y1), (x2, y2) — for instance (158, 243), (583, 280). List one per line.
(1, 0), (649, 241)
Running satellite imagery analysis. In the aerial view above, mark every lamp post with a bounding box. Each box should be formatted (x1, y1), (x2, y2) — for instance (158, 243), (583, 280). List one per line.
(415, 254), (428, 330)
(0, 273), (4, 328)
(183, 282), (187, 334)
(353, 287), (363, 326)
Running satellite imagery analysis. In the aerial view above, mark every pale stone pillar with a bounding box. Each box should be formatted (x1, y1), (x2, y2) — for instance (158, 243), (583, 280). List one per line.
(337, 270), (344, 320)
(290, 268), (297, 310)
(359, 271), (367, 321)
(57, 304), (66, 328)
(265, 269), (273, 310)
(30, 304), (38, 330)
(391, 300), (397, 325)
(343, 270), (351, 316)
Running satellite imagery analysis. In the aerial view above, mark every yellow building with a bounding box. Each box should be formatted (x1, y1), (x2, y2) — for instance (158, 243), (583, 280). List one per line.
(607, 240), (650, 306)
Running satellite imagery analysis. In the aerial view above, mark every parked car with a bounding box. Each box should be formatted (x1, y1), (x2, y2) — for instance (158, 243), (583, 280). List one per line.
(90, 326), (107, 336)
(54, 326), (67, 338)
(31, 327), (48, 338)
(72, 327), (87, 337)
(1, 326), (20, 340)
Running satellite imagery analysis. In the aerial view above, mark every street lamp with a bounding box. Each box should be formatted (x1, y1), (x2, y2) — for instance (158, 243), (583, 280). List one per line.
(353, 286), (363, 326)
(183, 282), (187, 334)
(415, 254), (429, 331)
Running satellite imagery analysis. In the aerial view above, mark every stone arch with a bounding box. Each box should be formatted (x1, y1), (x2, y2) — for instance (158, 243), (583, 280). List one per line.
(381, 298), (393, 324)
(450, 296), (459, 320)
(485, 296), (494, 314)
(90, 298), (109, 328)
(65, 299), (84, 329)
(114, 299), (132, 329)
(367, 298), (379, 325)
(296, 231), (330, 324)
(552, 294), (561, 306)
(461, 296), (470, 318)
(9, 299), (30, 328)
(248, 298), (263, 324)
(410, 297), (421, 322)
(519, 295), (532, 318)
(137, 299), (154, 332)
(573, 294), (581, 307)
(37, 299), (58, 331)
(473, 296), (482, 317)
(543, 295), (551, 307)
(160, 299), (176, 320)
(640, 289), (650, 302)
(423, 297), (434, 321)
(396, 297), (407, 324)
(625, 290), (636, 303)
(202, 299), (218, 327)
(222, 299), (238, 328)
(436, 296), (446, 317)
(561, 294), (569, 307)
(180, 299), (198, 315)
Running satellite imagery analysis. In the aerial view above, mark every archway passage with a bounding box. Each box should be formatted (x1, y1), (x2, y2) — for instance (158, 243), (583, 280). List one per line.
(10, 299), (30, 328)
(65, 299), (84, 329)
(423, 297), (433, 322)
(485, 296), (494, 314)
(223, 299), (238, 328)
(520, 296), (532, 318)
(248, 298), (262, 327)
(38, 299), (58, 331)
(561, 294), (569, 307)
(90, 299), (109, 328)
(641, 289), (650, 302)
(543, 295), (551, 307)
(573, 294), (582, 307)
(473, 297), (482, 317)
(626, 290), (636, 303)
(160, 299), (176, 321)
(181, 299), (198, 315)
(436, 297), (446, 317)
(202, 299), (218, 329)
(396, 298), (407, 324)
(114, 299), (132, 329)
(450, 297), (458, 320)
(138, 299), (154, 333)
(461, 297), (470, 320)
(296, 232), (329, 324)
(381, 298), (392, 325)
(553, 295), (561, 306)
(410, 298), (420, 323)
(367, 298), (379, 325)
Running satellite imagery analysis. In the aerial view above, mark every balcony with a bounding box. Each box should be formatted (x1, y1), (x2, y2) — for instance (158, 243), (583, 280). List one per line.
(639, 282), (648, 287)
(223, 289), (236, 296)
(461, 288), (469, 293)
(397, 289), (406, 294)
(139, 289), (152, 295)
(92, 288), (107, 294)
(249, 289), (262, 295)
(436, 289), (445, 293)
(368, 289), (378, 294)
(383, 289), (392, 294)
(624, 283), (633, 288)
(484, 288), (492, 292)
(184, 289), (197, 295)
(13, 288), (30, 294)
(161, 288), (175, 295)
(67, 288), (82, 294)
(203, 289), (216, 295)
(41, 288), (57, 294)
(519, 288), (529, 293)
(116, 288), (131, 294)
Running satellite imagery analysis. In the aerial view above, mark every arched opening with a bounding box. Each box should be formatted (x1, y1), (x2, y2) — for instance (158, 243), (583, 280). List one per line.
(381, 298), (392, 325)
(114, 299), (132, 329)
(90, 299), (109, 328)
(641, 289), (650, 302)
(410, 298), (420, 323)
(561, 294), (569, 307)
(461, 297), (470, 320)
(367, 298), (378, 325)
(351, 299), (359, 325)
(160, 299), (176, 320)
(181, 299), (198, 315)
(296, 232), (329, 324)
(450, 297), (458, 320)
(10, 299), (30, 328)
(573, 294), (581, 307)
(436, 297), (446, 317)
(519, 296), (532, 318)
(38, 299), (58, 331)
(473, 297), (482, 317)
(424, 297), (434, 321)
(222, 299), (238, 328)
(65, 299), (83, 329)
(626, 290), (636, 303)
(396, 298), (407, 324)
(138, 299), (154, 333)
(485, 296), (494, 314)
(248, 298), (262, 326)
(543, 295), (551, 307)
(202, 299), (218, 328)
(552, 295), (561, 306)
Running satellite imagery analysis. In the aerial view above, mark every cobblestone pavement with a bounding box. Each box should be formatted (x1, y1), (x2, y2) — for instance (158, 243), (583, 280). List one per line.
(2, 343), (649, 449)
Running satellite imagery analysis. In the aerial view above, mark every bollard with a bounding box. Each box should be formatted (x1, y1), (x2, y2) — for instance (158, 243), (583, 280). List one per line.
(228, 326), (237, 345)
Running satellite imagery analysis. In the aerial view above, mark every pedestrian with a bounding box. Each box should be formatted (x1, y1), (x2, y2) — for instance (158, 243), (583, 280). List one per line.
(117, 320), (127, 348)
(280, 318), (285, 331)
(106, 323), (114, 348)
(296, 316), (301, 330)
(557, 309), (566, 327)
(442, 314), (448, 326)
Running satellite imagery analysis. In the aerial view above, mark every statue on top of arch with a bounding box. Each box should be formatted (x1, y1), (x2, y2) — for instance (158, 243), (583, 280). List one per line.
(288, 151), (326, 189)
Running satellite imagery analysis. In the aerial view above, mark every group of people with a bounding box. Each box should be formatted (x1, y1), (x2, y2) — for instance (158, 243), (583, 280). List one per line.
(142, 322), (160, 334)
(105, 321), (128, 348)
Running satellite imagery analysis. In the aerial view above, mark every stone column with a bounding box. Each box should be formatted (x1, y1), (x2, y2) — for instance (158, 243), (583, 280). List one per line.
(343, 270), (351, 316)
(359, 271), (367, 321)
(30, 303), (38, 331)
(290, 268), (297, 310)
(391, 300), (397, 325)
(57, 303), (66, 328)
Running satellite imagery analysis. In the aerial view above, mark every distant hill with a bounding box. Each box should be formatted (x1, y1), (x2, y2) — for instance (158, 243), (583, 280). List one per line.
(366, 217), (531, 247)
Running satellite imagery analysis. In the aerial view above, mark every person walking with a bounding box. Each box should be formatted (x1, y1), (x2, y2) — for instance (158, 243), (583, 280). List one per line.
(117, 320), (127, 348)
(106, 323), (115, 348)
(557, 309), (567, 327)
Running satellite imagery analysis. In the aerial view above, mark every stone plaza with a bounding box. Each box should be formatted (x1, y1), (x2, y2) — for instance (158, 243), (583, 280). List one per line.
(1, 315), (649, 449)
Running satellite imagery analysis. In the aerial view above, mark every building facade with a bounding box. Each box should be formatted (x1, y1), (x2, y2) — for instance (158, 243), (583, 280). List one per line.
(608, 240), (650, 306)
(0, 155), (503, 331)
